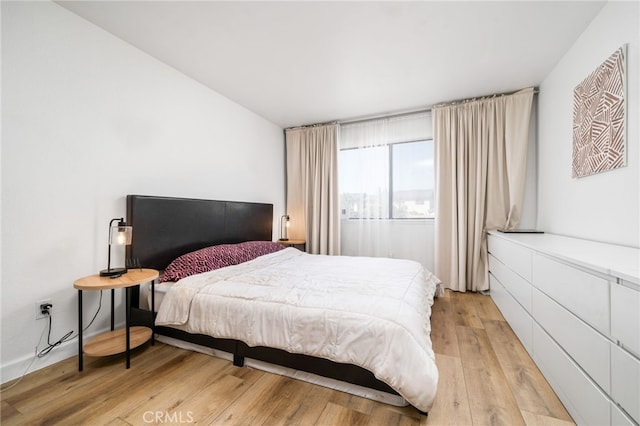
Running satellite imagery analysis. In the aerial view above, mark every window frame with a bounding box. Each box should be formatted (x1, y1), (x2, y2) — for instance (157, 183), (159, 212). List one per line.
(339, 138), (435, 220)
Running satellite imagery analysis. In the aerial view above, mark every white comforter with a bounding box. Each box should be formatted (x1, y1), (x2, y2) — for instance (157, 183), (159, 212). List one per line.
(156, 248), (439, 411)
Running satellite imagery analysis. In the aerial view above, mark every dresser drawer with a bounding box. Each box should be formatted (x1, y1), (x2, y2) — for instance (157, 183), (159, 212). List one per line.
(532, 253), (610, 334)
(532, 288), (610, 393)
(611, 402), (637, 426)
(490, 274), (532, 352)
(487, 235), (532, 282)
(489, 254), (532, 313)
(611, 343), (640, 423)
(532, 323), (610, 426)
(611, 282), (640, 357)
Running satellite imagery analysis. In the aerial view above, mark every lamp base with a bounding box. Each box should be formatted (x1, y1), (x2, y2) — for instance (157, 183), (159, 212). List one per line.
(99, 267), (127, 278)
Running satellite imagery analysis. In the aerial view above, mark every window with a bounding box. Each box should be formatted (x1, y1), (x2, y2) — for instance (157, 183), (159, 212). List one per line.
(392, 140), (435, 218)
(339, 139), (435, 219)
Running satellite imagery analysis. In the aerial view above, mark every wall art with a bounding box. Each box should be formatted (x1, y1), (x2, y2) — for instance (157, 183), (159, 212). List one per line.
(572, 46), (626, 178)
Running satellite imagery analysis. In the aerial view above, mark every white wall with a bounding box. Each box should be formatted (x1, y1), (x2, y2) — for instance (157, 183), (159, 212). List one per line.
(1, 1), (285, 382)
(537, 1), (639, 247)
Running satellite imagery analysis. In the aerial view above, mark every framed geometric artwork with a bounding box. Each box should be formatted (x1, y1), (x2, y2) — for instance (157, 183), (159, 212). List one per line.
(572, 45), (626, 178)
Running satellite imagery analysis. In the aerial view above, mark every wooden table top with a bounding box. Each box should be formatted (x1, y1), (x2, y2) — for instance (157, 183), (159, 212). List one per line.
(73, 268), (159, 290)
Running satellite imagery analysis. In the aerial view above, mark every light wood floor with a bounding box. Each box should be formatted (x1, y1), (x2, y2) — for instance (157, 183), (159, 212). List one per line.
(1, 290), (574, 425)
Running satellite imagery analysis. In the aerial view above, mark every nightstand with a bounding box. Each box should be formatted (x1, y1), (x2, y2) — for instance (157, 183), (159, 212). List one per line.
(73, 268), (158, 371)
(278, 239), (306, 251)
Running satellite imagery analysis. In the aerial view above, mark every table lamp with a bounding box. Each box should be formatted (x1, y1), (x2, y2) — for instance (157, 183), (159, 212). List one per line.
(100, 218), (133, 277)
(279, 214), (290, 241)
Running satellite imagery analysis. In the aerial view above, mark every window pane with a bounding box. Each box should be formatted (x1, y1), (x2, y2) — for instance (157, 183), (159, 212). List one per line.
(339, 146), (389, 219)
(392, 140), (434, 218)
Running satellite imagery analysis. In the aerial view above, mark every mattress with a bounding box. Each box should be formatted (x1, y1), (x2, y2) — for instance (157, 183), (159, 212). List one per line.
(143, 279), (409, 406)
(155, 248), (440, 411)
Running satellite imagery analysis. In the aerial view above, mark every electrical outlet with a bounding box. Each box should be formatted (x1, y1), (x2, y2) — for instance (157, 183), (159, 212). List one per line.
(36, 300), (52, 320)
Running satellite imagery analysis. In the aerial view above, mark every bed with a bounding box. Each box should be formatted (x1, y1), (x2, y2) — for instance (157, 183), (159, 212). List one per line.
(126, 194), (439, 414)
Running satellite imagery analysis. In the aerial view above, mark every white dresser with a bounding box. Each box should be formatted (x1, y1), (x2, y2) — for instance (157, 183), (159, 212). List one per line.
(487, 231), (640, 426)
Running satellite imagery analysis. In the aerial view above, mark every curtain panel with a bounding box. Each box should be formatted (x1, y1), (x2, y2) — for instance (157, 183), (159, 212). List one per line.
(338, 112), (432, 258)
(433, 88), (534, 292)
(340, 112), (432, 149)
(285, 124), (340, 255)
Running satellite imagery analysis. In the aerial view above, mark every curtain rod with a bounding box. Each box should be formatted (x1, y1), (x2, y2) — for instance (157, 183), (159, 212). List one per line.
(431, 86), (539, 109)
(339, 87), (539, 126)
(284, 120), (338, 131)
(286, 87), (539, 129)
(338, 107), (432, 126)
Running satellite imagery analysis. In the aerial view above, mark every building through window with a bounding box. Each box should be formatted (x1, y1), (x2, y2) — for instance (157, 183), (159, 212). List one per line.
(339, 139), (434, 219)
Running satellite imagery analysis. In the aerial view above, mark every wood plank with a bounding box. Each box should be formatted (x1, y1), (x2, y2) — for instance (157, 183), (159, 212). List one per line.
(102, 417), (133, 426)
(123, 369), (247, 425)
(483, 319), (573, 421)
(426, 353), (473, 425)
(329, 390), (377, 415)
(260, 376), (335, 425)
(521, 409), (576, 426)
(84, 327), (152, 356)
(316, 401), (370, 426)
(4, 354), (125, 414)
(0, 401), (23, 425)
(1, 349), (119, 403)
(457, 324), (526, 425)
(368, 402), (422, 422)
(208, 371), (286, 425)
(451, 291), (484, 329)
(367, 404), (418, 426)
(176, 373), (245, 420)
(115, 353), (235, 425)
(13, 346), (203, 425)
(474, 293), (504, 321)
(430, 296), (460, 357)
(73, 269), (159, 291)
(0, 354), (81, 400)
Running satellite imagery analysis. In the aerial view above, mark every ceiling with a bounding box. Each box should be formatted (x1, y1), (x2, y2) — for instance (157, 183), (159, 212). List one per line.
(57, 1), (605, 128)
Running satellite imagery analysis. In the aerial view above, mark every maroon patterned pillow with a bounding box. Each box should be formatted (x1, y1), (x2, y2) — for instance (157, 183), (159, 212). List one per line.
(235, 241), (285, 262)
(160, 241), (284, 282)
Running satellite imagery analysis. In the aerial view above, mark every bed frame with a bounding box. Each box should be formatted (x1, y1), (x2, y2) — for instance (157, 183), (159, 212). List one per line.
(125, 194), (400, 398)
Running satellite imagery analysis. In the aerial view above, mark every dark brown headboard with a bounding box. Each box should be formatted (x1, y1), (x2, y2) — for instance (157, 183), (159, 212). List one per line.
(126, 195), (273, 271)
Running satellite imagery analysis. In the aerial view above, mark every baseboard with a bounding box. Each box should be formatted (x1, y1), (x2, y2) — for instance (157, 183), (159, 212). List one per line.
(1, 324), (121, 385)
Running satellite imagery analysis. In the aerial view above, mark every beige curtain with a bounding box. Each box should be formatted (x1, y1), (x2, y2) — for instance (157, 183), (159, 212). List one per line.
(434, 88), (534, 292)
(285, 123), (340, 255)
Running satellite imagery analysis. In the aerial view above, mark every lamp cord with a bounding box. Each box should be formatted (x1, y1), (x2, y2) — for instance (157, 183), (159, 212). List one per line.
(41, 289), (103, 354)
(37, 315), (73, 357)
(0, 291), (103, 392)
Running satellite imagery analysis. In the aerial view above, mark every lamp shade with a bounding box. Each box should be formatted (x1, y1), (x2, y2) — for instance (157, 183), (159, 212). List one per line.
(279, 214), (290, 241)
(100, 218), (133, 277)
(110, 222), (132, 245)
